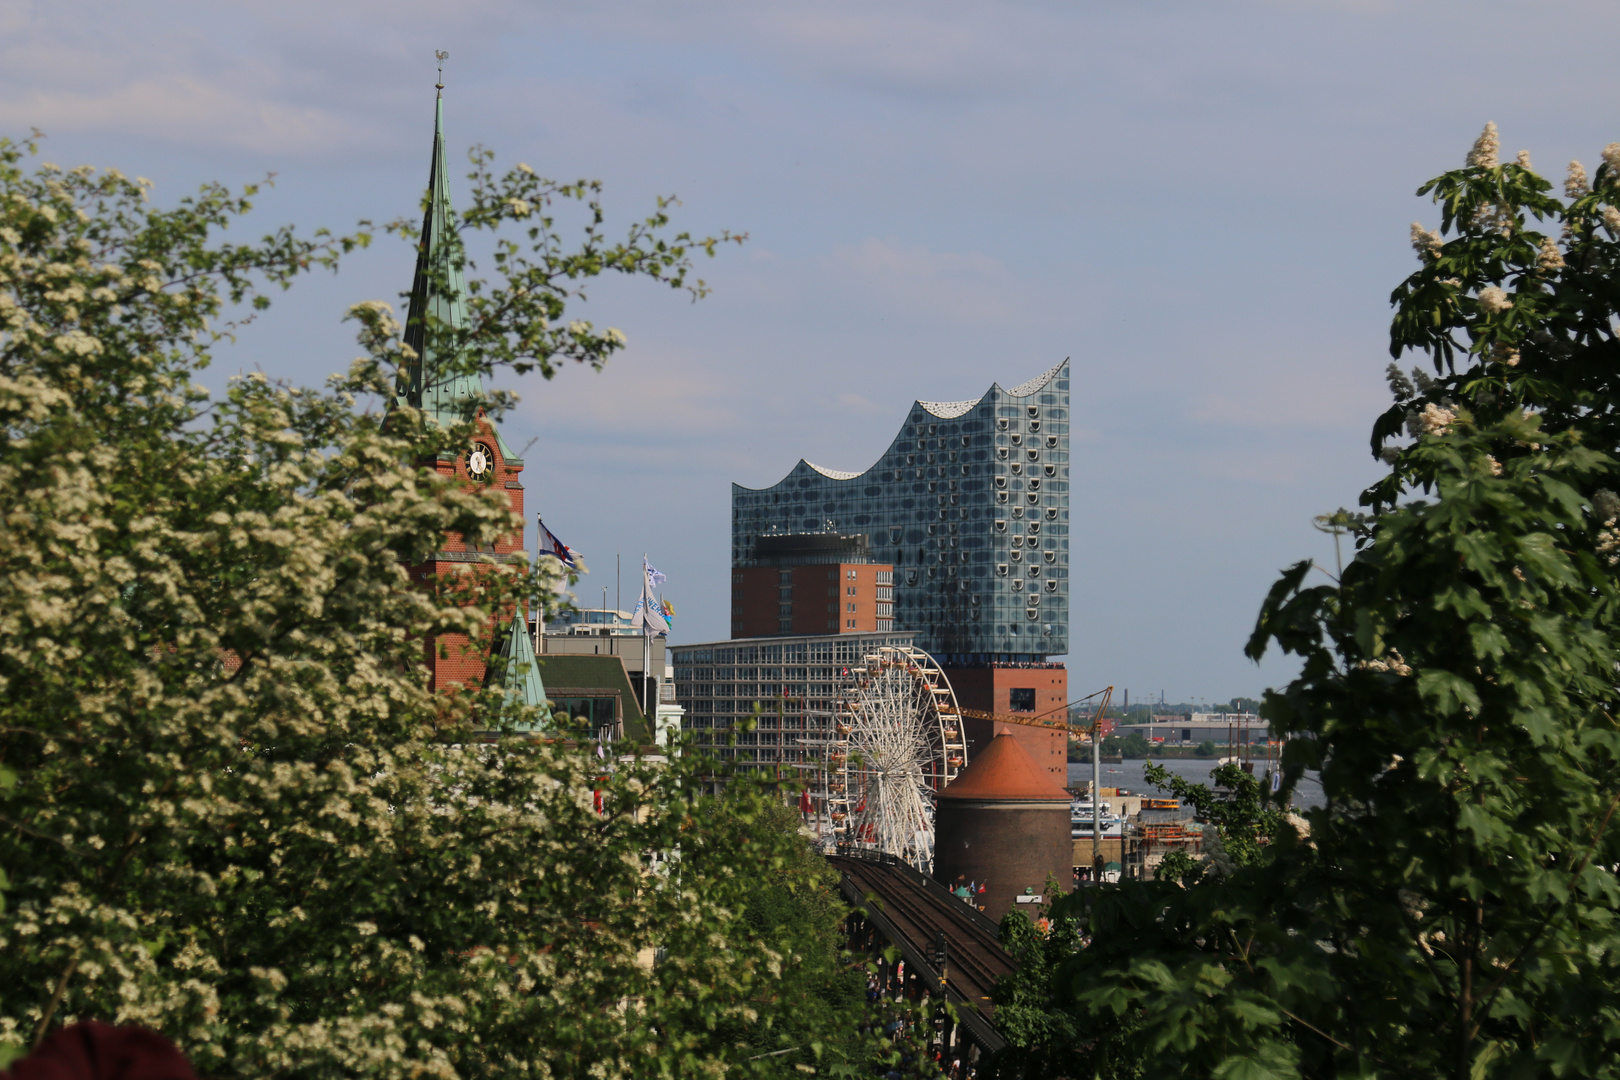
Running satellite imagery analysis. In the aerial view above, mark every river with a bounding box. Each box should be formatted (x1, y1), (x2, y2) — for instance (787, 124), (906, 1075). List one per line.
(1067, 757), (1325, 810)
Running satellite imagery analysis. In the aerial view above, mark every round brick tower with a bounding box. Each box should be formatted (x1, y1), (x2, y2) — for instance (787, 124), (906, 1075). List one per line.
(933, 732), (1071, 921)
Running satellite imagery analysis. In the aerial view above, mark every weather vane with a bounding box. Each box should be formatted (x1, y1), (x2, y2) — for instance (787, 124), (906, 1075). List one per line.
(435, 50), (449, 90)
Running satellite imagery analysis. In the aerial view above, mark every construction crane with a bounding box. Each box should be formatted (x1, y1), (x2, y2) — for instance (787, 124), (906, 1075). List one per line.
(942, 685), (1115, 743)
(942, 686), (1116, 870)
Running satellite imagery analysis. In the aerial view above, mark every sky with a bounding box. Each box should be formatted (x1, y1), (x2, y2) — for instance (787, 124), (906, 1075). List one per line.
(6, 0), (1620, 704)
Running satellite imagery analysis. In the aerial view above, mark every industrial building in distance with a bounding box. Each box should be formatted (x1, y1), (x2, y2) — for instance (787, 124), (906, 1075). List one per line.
(722, 360), (1072, 777)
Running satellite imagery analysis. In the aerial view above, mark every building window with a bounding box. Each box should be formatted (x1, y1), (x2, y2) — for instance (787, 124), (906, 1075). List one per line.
(1009, 688), (1036, 712)
(1029, 421), (1041, 433)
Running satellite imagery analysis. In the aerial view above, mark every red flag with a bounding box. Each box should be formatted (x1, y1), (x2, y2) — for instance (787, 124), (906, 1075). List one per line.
(799, 789), (812, 814)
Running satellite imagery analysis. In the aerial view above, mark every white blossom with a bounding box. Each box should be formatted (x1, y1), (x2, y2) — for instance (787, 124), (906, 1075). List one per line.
(1419, 402), (1456, 436)
(1467, 122), (1500, 169)
(1410, 222), (1443, 262)
(1604, 207), (1620, 235)
(1604, 143), (1620, 179)
(1515, 149), (1533, 169)
(1359, 650), (1414, 676)
(1567, 160), (1590, 198)
(1537, 237), (1566, 272)
(1478, 286), (1513, 314)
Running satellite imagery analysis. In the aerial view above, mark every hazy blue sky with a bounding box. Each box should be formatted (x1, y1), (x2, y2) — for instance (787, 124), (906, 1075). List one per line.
(7, 0), (1619, 703)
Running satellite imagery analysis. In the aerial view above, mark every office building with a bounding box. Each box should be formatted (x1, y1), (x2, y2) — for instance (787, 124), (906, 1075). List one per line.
(671, 630), (919, 773)
(731, 531), (894, 637)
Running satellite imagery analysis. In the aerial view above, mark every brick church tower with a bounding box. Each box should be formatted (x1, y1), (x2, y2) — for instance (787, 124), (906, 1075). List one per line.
(393, 83), (545, 710)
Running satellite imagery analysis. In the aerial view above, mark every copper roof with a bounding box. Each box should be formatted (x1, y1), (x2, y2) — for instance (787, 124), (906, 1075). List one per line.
(938, 733), (1071, 802)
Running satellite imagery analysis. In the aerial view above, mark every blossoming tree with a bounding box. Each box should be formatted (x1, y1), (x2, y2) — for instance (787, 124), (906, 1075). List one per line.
(0, 132), (872, 1080)
(991, 125), (1620, 1080)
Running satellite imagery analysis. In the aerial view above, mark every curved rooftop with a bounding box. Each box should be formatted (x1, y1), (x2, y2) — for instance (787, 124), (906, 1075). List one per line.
(806, 461), (863, 480)
(938, 733), (1071, 802)
(741, 359), (1068, 490)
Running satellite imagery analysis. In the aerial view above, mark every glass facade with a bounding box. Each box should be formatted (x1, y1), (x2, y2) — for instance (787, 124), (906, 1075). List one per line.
(731, 361), (1070, 663)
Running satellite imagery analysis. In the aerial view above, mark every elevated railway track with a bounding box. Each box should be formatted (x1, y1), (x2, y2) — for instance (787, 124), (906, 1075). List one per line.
(829, 853), (1016, 1054)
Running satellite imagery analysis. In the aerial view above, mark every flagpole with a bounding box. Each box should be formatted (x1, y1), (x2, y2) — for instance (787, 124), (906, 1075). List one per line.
(643, 554), (653, 748)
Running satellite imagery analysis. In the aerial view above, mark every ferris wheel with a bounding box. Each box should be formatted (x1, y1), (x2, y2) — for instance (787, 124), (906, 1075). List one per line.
(825, 646), (967, 870)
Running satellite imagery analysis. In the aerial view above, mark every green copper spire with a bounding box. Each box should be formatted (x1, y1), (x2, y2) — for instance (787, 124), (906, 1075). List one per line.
(397, 86), (484, 426)
(490, 607), (550, 726)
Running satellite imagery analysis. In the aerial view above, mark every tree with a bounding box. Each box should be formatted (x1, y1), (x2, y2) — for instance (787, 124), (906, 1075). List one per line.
(996, 126), (1620, 1079)
(1144, 761), (1284, 886)
(0, 131), (887, 1079)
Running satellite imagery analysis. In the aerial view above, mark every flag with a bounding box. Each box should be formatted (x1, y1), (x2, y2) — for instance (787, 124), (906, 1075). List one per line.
(660, 596), (675, 626)
(629, 556), (670, 636)
(535, 517), (577, 569)
(799, 789), (812, 815)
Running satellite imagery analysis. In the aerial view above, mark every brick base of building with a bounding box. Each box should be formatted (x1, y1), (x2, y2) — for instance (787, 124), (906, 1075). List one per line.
(943, 664), (1068, 785)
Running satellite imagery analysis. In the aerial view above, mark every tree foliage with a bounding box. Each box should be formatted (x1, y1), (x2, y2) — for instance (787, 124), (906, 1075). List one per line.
(996, 126), (1620, 1079)
(0, 131), (872, 1080)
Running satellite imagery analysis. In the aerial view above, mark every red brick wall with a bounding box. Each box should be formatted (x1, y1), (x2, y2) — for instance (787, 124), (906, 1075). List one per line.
(730, 563), (895, 637)
(415, 414), (525, 693)
(945, 665), (1069, 784)
(731, 566), (780, 638)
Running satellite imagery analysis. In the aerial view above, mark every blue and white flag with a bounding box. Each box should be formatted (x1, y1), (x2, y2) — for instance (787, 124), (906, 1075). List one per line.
(630, 556), (669, 636)
(535, 517), (577, 569)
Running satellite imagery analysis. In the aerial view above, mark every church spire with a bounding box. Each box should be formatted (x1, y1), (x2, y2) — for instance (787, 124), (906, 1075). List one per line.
(397, 71), (483, 426)
(489, 607), (550, 722)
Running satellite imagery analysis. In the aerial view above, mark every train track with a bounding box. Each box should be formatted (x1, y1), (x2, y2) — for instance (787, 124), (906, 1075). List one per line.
(830, 855), (1017, 1017)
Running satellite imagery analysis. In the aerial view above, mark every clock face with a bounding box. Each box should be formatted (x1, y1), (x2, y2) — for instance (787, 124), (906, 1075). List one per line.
(466, 442), (495, 483)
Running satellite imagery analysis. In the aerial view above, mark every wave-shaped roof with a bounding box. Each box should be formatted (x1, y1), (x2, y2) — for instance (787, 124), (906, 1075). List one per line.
(1006, 358), (1067, 399)
(806, 462), (862, 480)
(918, 398), (978, 419)
(739, 359), (1068, 490)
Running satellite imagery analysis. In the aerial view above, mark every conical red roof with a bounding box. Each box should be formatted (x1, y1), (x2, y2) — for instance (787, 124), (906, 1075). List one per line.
(938, 733), (1071, 802)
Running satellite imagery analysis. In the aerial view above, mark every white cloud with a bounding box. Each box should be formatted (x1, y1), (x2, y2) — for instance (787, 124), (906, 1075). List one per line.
(0, 75), (357, 155)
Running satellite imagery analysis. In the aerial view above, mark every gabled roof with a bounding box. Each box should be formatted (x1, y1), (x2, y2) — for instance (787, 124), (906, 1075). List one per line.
(394, 89), (484, 429)
(938, 733), (1070, 802)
